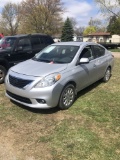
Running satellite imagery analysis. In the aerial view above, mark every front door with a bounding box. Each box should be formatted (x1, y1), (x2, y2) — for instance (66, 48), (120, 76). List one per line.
(75, 45), (97, 91)
(8, 37), (33, 66)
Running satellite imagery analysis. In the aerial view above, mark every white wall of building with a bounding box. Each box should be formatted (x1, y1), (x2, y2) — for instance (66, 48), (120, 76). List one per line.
(110, 35), (120, 43)
(83, 34), (120, 43)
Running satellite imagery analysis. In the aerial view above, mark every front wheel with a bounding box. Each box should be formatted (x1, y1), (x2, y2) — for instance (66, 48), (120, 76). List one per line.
(0, 65), (7, 84)
(58, 84), (75, 110)
(102, 67), (111, 82)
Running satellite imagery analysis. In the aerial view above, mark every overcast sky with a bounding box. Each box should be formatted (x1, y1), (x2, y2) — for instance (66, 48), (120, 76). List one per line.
(0, 0), (100, 26)
(62, 0), (99, 26)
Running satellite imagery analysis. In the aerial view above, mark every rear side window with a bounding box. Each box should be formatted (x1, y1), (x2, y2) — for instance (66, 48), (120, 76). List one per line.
(40, 36), (53, 44)
(31, 37), (40, 49)
(46, 36), (54, 43)
(93, 45), (105, 58)
(39, 36), (45, 44)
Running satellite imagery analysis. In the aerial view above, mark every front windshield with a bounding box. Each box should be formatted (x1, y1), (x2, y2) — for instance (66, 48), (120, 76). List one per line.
(0, 37), (17, 50)
(33, 45), (79, 64)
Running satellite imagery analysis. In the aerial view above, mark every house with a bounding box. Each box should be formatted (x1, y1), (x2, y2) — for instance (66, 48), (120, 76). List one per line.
(53, 32), (120, 43)
(52, 34), (61, 42)
(83, 32), (111, 43)
(73, 33), (83, 42)
(53, 33), (83, 42)
(83, 32), (120, 43)
(109, 35), (120, 43)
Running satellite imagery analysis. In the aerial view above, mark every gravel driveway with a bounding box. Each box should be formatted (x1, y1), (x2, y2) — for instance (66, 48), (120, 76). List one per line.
(112, 52), (120, 58)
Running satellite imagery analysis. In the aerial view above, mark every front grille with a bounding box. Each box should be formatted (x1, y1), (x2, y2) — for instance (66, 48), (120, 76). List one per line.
(9, 75), (33, 88)
(6, 90), (32, 104)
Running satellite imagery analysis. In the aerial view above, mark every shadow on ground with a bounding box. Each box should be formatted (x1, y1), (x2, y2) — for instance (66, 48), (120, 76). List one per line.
(77, 80), (102, 99)
(10, 80), (102, 114)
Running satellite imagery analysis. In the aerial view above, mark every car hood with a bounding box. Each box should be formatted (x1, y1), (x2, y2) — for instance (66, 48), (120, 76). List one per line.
(11, 59), (68, 77)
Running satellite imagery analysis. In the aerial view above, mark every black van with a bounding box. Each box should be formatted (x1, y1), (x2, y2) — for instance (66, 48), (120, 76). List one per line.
(0, 33), (54, 83)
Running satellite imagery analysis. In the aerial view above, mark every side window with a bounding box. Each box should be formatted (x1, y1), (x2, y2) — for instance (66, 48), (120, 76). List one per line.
(93, 45), (105, 58)
(80, 46), (93, 60)
(17, 38), (32, 51)
(39, 36), (53, 45)
(47, 36), (53, 44)
(45, 36), (53, 44)
(39, 36), (45, 44)
(31, 37), (40, 49)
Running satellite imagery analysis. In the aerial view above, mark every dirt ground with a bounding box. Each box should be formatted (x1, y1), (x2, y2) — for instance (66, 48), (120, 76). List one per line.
(112, 52), (120, 58)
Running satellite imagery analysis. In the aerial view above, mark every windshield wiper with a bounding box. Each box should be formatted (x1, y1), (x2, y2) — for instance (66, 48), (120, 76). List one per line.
(53, 60), (68, 64)
(37, 58), (51, 63)
(32, 57), (51, 62)
(32, 57), (68, 64)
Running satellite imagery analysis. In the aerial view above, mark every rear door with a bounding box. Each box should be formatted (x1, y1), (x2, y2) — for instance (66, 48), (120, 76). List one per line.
(31, 36), (42, 55)
(12, 37), (32, 64)
(92, 45), (108, 80)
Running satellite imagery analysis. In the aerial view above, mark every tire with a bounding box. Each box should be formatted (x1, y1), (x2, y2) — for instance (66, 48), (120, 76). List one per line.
(58, 84), (75, 110)
(0, 65), (7, 84)
(102, 67), (111, 82)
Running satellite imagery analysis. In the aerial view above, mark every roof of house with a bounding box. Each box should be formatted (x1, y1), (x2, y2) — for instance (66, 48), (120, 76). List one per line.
(88, 32), (111, 36)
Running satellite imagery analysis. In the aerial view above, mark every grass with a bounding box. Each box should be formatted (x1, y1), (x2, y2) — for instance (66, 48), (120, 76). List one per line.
(0, 59), (120, 160)
(109, 48), (120, 52)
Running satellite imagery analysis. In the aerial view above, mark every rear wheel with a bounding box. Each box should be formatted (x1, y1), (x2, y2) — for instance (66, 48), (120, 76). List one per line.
(58, 84), (75, 110)
(0, 65), (7, 84)
(102, 67), (111, 82)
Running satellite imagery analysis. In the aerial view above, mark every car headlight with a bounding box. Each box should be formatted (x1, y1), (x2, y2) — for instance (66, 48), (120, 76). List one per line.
(34, 73), (61, 88)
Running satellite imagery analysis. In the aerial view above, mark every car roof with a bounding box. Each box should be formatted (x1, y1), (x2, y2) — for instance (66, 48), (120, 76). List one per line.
(52, 41), (100, 47)
(3, 33), (48, 39)
(52, 41), (107, 49)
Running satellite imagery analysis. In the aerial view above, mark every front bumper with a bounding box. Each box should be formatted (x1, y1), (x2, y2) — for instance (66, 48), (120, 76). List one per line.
(5, 75), (63, 109)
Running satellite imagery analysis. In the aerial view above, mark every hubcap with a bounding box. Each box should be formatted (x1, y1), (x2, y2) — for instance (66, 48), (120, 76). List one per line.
(0, 69), (4, 80)
(105, 69), (111, 81)
(62, 88), (74, 106)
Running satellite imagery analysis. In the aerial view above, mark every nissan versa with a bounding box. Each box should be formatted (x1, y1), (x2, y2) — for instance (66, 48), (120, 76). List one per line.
(5, 42), (114, 110)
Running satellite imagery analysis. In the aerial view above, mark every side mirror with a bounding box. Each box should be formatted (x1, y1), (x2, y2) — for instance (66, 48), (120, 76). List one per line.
(80, 58), (89, 64)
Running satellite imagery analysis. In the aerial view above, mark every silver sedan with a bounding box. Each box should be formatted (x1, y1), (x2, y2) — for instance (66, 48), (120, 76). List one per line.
(5, 42), (114, 109)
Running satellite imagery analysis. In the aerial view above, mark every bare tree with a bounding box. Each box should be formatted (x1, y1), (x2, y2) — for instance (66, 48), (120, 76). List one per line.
(69, 18), (77, 28)
(94, 0), (120, 18)
(0, 2), (23, 35)
(74, 27), (85, 36)
(69, 18), (85, 36)
(88, 17), (106, 32)
(20, 0), (64, 35)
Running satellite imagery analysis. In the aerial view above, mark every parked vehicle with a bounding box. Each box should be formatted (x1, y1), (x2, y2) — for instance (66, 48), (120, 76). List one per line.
(0, 33), (4, 39)
(98, 42), (120, 49)
(0, 33), (54, 83)
(5, 42), (114, 110)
